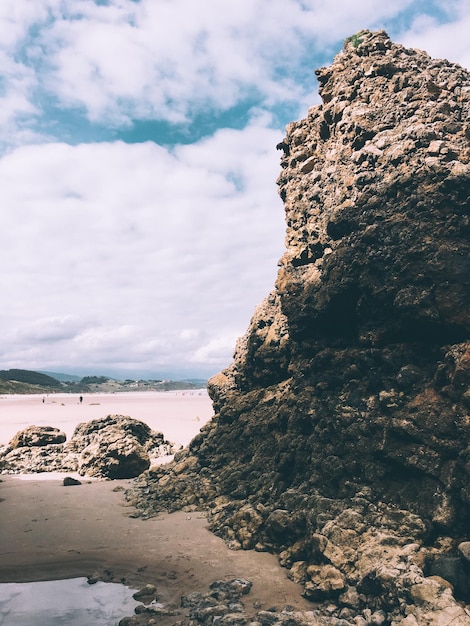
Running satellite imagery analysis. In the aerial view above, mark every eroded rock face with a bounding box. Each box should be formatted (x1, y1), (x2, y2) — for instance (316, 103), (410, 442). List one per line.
(128, 31), (470, 623)
(9, 425), (66, 448)
(276, 34), (470, 349)
(0, 425), (73, 473)
(68, 415), (152, 479)
(0, 443), (76, 474)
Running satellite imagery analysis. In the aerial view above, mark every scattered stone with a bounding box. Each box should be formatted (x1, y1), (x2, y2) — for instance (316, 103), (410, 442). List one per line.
(458, 541), (470, 563)
(428, 554), (470, 599)
(132, 584), (157, 601)
(303, 564), (346, 601)
(63, 476), (81, 486)
(118, 618), (137, 626)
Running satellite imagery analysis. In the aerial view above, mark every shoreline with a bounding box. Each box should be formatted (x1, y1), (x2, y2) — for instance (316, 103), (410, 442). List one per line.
(0, 392), (312, 621)
(0, 474), (311, 614)
(0, 393), (311, 619)
(0, 390), (213, 448)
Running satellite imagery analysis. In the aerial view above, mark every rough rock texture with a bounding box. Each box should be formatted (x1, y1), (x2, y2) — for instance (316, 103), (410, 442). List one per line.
(67, 414), (153, 479)
(127, 31), (470, 624)
(0, 442), (77, 474)
(9, 425), (66, 448)
(119, 578), (364, 626)
(120, 577), (393, 626)
(0, 415), (174, 478)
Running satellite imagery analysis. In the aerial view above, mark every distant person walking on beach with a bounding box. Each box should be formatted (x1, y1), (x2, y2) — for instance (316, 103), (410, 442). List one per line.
(79, 396), (83, 404)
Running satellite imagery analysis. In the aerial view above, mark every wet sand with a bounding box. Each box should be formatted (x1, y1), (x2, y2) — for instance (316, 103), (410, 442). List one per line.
(0, 476), (309, 612)
(0, 393), (310, 615)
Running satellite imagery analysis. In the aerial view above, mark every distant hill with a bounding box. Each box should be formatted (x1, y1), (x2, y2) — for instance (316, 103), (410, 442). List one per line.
(182, 379), (208, 387)
(0, 368), (207, 394)
(39, 371), (81, 382)
(0, 369), (64, 394)
(0, 369), (60, 387)
(0, 379), (56, 394)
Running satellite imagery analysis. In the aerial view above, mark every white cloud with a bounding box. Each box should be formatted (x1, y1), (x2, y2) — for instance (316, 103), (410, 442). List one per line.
(13, 315), (91, 343)
(36, 0), (308, 124)
(0, 0), (468, 377)
(0, 0), (465, 154)
(0, 52), (40, 147)
(0, 116), (285, 374)
(398, 1), (470, 69)
(0, 0), (433, 138)
(0, 1), (55, 49)
(192, 334), (240, 365)
(0, 1), (62, 146)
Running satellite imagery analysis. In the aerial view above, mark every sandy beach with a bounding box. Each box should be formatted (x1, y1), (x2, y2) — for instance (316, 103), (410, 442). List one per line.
(0, 476), (310, 608)
(0, 390), (214, 448)
(0, 393), (310, 622)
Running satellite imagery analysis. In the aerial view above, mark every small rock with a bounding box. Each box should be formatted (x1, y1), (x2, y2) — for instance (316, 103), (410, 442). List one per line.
(132, 583), (157, 600)
(369, 610), (386, 625)
(457, 541), (470, 562)
(118, 617), (138, 626)
(63, 476), (81, 486)
(428, 555), (468, 596)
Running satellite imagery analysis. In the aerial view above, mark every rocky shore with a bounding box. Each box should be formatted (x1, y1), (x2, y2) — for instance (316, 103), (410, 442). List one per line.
(1, 30), (469, 626)
(125, 31), (470, 625)
(121, 577), (395, 626)
(0, 415), (175, 478)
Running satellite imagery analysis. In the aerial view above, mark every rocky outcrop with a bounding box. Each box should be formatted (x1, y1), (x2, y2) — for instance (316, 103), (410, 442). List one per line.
(0, 415), (175, 478)
(127, 31), (470, 624)
(1, 442), (77, 474)
(67, 415), (153, 479)
(9, 425), (66, 448)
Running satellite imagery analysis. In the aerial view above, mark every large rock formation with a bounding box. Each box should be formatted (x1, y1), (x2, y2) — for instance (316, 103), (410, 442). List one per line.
(128, 31), (470, 624)
(67, 415), (153, 479)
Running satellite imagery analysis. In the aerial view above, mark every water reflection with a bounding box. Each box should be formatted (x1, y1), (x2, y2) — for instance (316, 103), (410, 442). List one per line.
(0, 577), (139, 625)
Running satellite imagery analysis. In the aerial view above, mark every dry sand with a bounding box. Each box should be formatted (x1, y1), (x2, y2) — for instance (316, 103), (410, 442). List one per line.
(0, 390), (214, 448)
(0, 393), (310, 616)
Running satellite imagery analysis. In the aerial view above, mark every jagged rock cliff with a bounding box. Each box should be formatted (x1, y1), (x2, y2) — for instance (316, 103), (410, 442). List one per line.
(129, 31), (470, 624)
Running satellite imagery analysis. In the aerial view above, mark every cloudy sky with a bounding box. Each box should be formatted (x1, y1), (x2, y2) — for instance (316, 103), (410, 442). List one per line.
(1, 0), (468, 380)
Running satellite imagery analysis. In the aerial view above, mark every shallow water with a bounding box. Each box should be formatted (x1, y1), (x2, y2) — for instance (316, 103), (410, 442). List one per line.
(0, 577), (139, 625)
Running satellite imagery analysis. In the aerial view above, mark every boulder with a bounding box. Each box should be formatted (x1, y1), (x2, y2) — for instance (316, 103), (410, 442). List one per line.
(1, 414), (174, 478)
(68, 415), (152, 479)
(9, 425), (66, 448)
(0, 443), (76, 474)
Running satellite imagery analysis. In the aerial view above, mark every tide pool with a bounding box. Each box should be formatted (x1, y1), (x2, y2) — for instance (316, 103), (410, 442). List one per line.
(0, 577), (140, 625)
